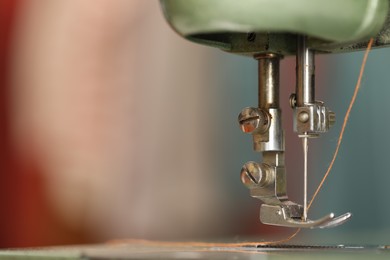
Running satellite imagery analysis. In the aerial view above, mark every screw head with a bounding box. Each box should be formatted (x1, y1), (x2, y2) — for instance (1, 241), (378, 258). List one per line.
(241, 162), (261, 187)
(241, 161), (271, 188)
(238, 107), (260, 133)
(238, 107), (269, 133)
(298, 111), (310, 123)
(289, 93), (297, 108)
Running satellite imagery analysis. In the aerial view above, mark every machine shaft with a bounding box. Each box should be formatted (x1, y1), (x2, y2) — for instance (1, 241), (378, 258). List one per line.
(254, 54), (284, 152)
(296, 35), (315, 106)
(257, 54), (280, 109)
(296, 36), (315, 221)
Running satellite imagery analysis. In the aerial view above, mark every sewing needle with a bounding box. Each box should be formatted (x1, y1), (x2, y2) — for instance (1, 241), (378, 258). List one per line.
(303, 136), (308, 221)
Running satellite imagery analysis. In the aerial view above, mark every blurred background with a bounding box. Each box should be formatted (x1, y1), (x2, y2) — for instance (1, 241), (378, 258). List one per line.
(1, 0), (390, 248)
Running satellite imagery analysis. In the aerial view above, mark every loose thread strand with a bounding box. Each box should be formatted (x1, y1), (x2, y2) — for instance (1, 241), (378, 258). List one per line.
(308, 38), (374, 210)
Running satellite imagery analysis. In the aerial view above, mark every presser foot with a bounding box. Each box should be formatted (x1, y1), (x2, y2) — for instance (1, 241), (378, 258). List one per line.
(239, 154), (352, 229)
(260, 204), (352, 229)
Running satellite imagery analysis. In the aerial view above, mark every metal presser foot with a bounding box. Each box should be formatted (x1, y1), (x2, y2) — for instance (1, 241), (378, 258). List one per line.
(238, 36), (351, 229)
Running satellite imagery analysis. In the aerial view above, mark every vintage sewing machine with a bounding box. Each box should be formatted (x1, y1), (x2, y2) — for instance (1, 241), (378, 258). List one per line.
(160, 0), (390, 229)
(3, 0), (390, 259)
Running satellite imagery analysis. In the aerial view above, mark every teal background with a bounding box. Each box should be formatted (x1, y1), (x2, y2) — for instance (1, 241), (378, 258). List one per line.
(209, 47), (390, 244)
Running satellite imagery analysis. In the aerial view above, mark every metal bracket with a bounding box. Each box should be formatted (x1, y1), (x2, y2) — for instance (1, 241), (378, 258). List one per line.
(260, 204), (352, 229)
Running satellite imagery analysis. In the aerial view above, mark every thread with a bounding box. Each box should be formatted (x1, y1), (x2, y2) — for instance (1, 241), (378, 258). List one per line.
(308, 38), (374, 210)
(108, 38), (374, 248)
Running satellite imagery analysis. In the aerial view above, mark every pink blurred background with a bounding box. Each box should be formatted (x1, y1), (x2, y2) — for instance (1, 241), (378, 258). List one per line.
(0, 0), (335, 247)
(0, 0), (254, 247)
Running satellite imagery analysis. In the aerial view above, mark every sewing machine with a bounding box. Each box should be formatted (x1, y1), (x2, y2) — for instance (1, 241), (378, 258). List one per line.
(2, 0), (390, 259)
(159, 0), (390, 229)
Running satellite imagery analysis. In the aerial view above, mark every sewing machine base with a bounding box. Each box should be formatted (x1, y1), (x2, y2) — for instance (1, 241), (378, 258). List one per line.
(1, 243), (390, 259)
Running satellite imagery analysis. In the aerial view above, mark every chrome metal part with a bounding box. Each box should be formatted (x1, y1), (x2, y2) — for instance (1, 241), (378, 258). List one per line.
(240, 161), (273, 189)
(245, 151), (287, 205)
(260, 204), (352, 229)
(293, 103), (336, 136)
(255, 108), (284, 152)
(254, 54), (284, 152)
(256, 53), (280, 109)
(239, 52), (350, 228)
(303, 137), (308, 221)
(288, 35), (350, 228)
(238, 55), (283, 152)
(294, 36), (336, 137)
(296, 36), (315, 106)
(238, 107), (270, 134)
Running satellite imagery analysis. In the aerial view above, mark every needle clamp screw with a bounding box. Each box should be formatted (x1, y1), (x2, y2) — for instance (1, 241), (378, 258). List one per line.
(238, 107), (270, 134)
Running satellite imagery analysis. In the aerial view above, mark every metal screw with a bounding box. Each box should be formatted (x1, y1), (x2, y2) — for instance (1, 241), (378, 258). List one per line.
(241, 162), (270, 188)
(238, 107), (269, 133)
(241, 162), (261, 187)
(289, 93), (297, 108)
(298, 111), (310, 123)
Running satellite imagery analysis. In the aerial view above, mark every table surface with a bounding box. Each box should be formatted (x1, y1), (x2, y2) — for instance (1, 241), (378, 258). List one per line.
(1, 243), (390, 260)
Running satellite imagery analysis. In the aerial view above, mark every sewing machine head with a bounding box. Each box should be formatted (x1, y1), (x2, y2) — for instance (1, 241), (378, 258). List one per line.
(160, 0), (390, 228)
